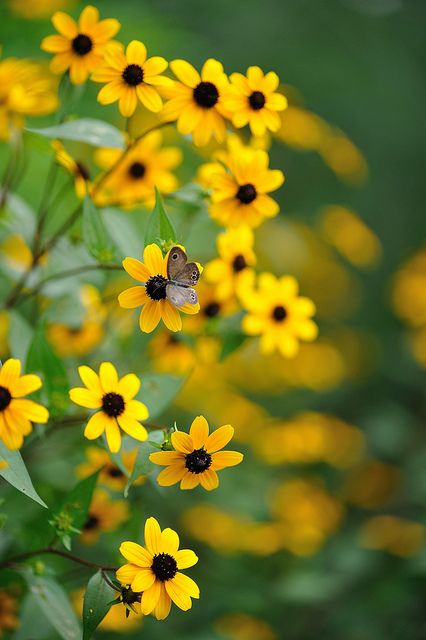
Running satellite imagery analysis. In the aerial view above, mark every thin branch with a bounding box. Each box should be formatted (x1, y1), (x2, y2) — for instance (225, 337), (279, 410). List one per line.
(0, 547), (117, 572)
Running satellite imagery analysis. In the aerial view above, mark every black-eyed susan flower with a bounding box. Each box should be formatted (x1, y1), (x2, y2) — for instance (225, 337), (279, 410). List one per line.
(92, 41), (170, 117)
(241, 273), (318, 358)
(75, 446), (143, 491)
(205, 144), (284, 228)
(182, 281), (236, 335)
(93, 131), (181, 208)
(52, 141), (91, 199)
(148, 331), (195, 376)
(69, 362), (149, 453)
(162, 59), (230, 147)
(72, 586), (143, 631)
(0, 358), (49, 450)
(204, 226), (256, 302)
(116, 516), (199, 620)
(80, 488), (129, 544)
(41, 5), (120, 85)
(118, 244), (200, 334)
(150, 415), (243, 490)
(223, 66), (287, 136)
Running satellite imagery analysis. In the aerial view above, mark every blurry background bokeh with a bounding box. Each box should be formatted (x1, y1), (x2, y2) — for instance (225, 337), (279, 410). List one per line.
(0, 0), (425, 639)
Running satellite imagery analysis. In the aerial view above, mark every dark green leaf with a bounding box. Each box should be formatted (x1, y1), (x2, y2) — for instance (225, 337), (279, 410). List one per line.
(220, 333), (248, 360)
(140, 373), (184, 419)
(8, 311), (33, 364)
(144, 188), (176, 247)
(82, 196), (116, 262)
(56, 469), (100, 533)
(0, 442), (47, 508)
(26, 324), (68, 415)
(26, 119), (125, 149)
(82, 571), (115, 640)
(124, 430), (164, 497)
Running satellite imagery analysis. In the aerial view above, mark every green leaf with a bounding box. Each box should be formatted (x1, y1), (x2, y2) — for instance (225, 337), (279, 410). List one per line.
(0, 441), (47, 508)
(144, 188), (176, 247)
(140, 373), (184, 419)
(56, 469), (100, 533)
(83, 571), (115, 640)
(14, 593), (56, 640)
(102, 207), (143, 259)
(26, 118), (125, 149)
(26, 324), (68, 415)
(82, 196), (116, 262)
(8, 311), (33, 365)
(124, 430), (164, 497)
(220, 333), (248, 360)
(23, 572), (81, 640)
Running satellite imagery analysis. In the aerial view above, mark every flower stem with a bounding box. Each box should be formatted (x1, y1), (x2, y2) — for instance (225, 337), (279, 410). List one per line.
(0, 547), (117, 572)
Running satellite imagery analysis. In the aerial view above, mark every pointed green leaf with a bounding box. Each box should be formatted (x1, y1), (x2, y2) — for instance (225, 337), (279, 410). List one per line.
(124, 430), (164, 497)
(82, 196), (116, 262)
(26, 119), (125, 149)
(144, 188), (176, 247)
(140, 373), (184, 419)
(56, 469), (100, 533)
(83, 571), (115, 640)
(0, 441), (47, 508)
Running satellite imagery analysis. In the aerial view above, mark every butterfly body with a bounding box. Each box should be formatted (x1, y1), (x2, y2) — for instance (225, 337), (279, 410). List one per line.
(165, 246), (200, 307)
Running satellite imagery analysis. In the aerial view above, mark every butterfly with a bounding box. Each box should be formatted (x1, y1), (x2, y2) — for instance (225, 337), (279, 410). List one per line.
(166, 246), (200, 307)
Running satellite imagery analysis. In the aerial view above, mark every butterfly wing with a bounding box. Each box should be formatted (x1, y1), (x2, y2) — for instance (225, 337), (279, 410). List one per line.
(166, 283), (198, 307)
(167, 246), (200, 286)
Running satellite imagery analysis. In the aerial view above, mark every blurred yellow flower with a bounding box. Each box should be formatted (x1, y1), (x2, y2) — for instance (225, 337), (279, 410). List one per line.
(148, 331), (195, 376)
(359, 516), (424, 557)
(118, 244), (200, 333)
(52, 140), (91, 198)
(41, 5), (120, 85)
(80, 488), (129, 544)
(69, 362), (149, 453)
(0, 589), (19, 636)
(116, 517), (199, 620)
(216, 613), (277, 640)
(92, 40), (169, 117)
(93, 131), (181, 208)
(223, 66), (287, 136)
(9, 0), (74, 19)
(183, 280), (236, 334)
(241, 273), (318, 357)
(343, 460), (401, 509)
(162, 58), (230, 146)
(0, 358), (49, 450)
(150, 415), (243, 490)
(204, 226), (256, 302)
(409, 325), (426, 369)
(391, 248), (426, 328)
(0, 234), (33, 272)
(206, 146), (284, 228)
(75, 446), (144, 491)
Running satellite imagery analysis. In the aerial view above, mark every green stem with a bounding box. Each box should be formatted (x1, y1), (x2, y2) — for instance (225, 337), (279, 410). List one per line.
(0, 547), (117, 572)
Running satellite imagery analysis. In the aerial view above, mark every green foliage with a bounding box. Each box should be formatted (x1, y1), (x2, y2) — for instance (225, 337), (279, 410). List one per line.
(0, 441), (47, 508)
(140, 373), (184, 419)
(82, 196), (117, 263)
(82, 571), (115, 640)
(27, 118), (125, 149)
(144, 188), (177, 248)
(124, 430), (165, 497)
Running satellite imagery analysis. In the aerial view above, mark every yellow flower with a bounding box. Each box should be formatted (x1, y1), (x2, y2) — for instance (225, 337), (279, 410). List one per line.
(241, 273), (318, 357)
(80, 488), (129, 544)
(41, 5), (120, 85)
(69, 362), (149, 453)
(0, 589), (19, 636)
(162, 58), (230, 146)
(116, 516), (199, 620)
(391, 248), (426, 328)
(150, 415), (243, 490)
(52, 141), (91, 198)
(92, 40), (169, 117)
(148, 331), (195, 376)
(118, 244), (200, 334)
(0, 359), (49, 450)
(223, 66), (287, 136)
(9, 0), (74, 20)
(93, 131), (181, 208)
(204, 226), (256, 302)
(359, 516), (424, 557)
(182, 281), (236, 334)
(75, 446), (144, 491)
(206, 146), (284, 228)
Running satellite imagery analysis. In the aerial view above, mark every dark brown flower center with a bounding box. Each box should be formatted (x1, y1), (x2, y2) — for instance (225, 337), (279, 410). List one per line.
(83, 514), (99, 531)
(0, 386), (12, 412)
(204, 302), (220, 318)
(232, 254), (247, 272)
(107, 466), (124, 478)
(272, 305), (287, 322)
(193, 81), (219, 108)
(146, 275), (167, 301)
(236, 183), (257, 204)
(249, 90), (266, 110)
(122, 64), (144, 86)
(75, 162), (90, 180)
(102, 392), (125, 417)
(120, 586), (141, 604)
(151, 553), (177, 581)
(185, 447), (212, 474)
(128, 162), (146, 179)
(72, 34), (93, 56)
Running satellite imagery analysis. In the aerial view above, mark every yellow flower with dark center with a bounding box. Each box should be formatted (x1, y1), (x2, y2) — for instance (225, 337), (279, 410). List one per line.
(206, 145), (284, 228)
(150, 415), (243, 490)
(69, 362), (149, 453)
(92, 40), (170, 117)
(118, 243), (200, 333)
(0, 359), (49, 450)
(223, 66), (287, 136)
(162, 58), (230, 146)
(116, 516), (199, 620)
(241, 273), (318, 357)
(41, 5), (120, 85)
(93, 131), (181, 208)
(182, 281), (236, 335)
(148, 331), (195, 375)
(80, 488), (129, 544)
(52, 141), (91, 198)
(204, 226), (256, 302)
(75, 446), (144, 491)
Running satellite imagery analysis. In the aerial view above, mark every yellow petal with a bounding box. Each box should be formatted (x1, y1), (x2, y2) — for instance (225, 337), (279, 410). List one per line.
(149, 451), (184, 466)
(69, 58), (89, 85)
(126, 40), (147, 65)
(122, 257), (150, 282)
(41, 35), (70, 53)
(78, 365), (102, 395)
(118, 87), (137, 117)
(172, 572), (200, 598)
(180, 472), (200, 490)
(9, 374), (41, 398)
(125, 400), (150, 421)
(144, 517), (162, 555)
(131, 568), (156, 592)
(69, 388), (102, 409)
(189, 415), (209, 449)
(97, 80), (121, 105)
(0, 359), (21, 387)
(52, 11), (78, 38)
(165, 578), (192, 611)
(143, 244), (164, 276)
(175, 549), (198, 569)
(116, 563), (140, 585)
(99, 362), (118, 393)
(11, 399), (48, 424)
(143, 56), (168, 77)
(118, 286), (148, 309)
(119, 542), (152, 567)
(211, 451), (244, 470)
(161, 528), (179, 554)
(117, 415), (148, 441)
(205, 424), (234, 453)
(157, 463), (186, 486)
(50, 52), (72, 74)
(139, 300), (161, 333)
(161, 301), (182, 332)
(136, 85), (163, 112)
(0, 414), (23, 450)
(117, 373), (140, 400)
(141, 580), (161, 615)
(170, 59), (200, 87)
(171, 431), (194, 454)
(199, 468), (219, 491)
(84, 411), (106, 440)
(105, 419), (121, 452)
(153, 583), (171, 620)
(78, 5), (99, 30)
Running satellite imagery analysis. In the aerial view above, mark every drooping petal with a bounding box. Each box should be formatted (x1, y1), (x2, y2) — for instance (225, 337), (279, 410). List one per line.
(105, 419), (121, 453)
(172, 572), (200, 598)
(205, 424), (234, 453)
(117, 415), (148, 442)
(189, 415), (209, 449)
(136, 84), (163, 112)
(165, 578), (192, 611)
(119, 541), (152, 567)
(199, 468), (219, 490)
(141, 580), (162, 615)
(153, 583), (171, 620)
(139, 300), (161, 333)
(84, 411), (107, 440)
(144, 517), (162, 555)
(175, 549), (198, 569)
(97, 80), (122, 105)
(180, 472), (200, 490)
(161, 301), (182, 332)
(118, 87), (137, 117)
